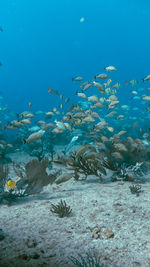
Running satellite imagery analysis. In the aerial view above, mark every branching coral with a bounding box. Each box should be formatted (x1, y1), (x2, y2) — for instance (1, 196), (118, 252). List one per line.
(66, 144), (106, 181)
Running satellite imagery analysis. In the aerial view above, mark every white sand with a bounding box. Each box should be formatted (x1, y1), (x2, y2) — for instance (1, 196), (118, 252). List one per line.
(1, 153), (150, 266)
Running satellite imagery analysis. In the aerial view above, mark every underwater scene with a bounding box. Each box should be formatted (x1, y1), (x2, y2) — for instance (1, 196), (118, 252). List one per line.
(1, 0), (150, 266)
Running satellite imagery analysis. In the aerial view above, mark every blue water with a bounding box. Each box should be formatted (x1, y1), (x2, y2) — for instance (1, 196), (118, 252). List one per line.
(0, 0), (150, 113)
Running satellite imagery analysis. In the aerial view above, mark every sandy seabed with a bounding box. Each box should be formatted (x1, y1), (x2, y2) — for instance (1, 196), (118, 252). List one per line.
(0, 152), (150, 267)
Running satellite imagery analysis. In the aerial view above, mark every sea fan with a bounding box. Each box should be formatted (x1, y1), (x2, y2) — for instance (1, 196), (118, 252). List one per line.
(13, 159), (59, 195)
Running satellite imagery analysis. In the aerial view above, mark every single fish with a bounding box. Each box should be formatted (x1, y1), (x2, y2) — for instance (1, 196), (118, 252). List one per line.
(94, 73), (108, 79)
(82, 83), (92, 91)
(80, 17), (85, 23)
(29, 102), (32, 109)
(72, 76), (84, 81)
(24, 130), (45, 144)
(104, 66), (117, 71)
(142, 75), (150, 82)
(65, 97), (70, 103)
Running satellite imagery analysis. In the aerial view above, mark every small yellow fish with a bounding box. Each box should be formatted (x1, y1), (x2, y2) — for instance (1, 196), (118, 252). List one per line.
(6, 179), (16, 190)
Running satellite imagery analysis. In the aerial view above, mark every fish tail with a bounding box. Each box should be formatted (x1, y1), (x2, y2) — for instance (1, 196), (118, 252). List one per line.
(22, 139), (26, 144)
(141, 78), (144, 82)
(94, 76), (96, 80)
(72, 78), (75, 81)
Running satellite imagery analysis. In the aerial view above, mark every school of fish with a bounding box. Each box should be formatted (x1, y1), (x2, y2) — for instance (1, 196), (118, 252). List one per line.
(1, 63), (150, 180)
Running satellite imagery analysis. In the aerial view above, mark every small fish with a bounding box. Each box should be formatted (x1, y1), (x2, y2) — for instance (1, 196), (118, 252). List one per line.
(131, 90), (138, 95)
(21, 119), (31, 125)
(142, 75), (150, 82)
(104, 66), (117, 71)
(117, 130), (127, 137)
(111, 82), (121, 89)
(6, 178), (16, 190)
(59, 103), (63, 109)
(48, 87), (59, 95)
(29, 102), (32, 108)
(116, 115), (124, 120)
(95, 121), (108, 130)
(80, 17), (85, 23)
(126, 80), (138, 86)
(88, 95), (99, 102)
(105, 87), (111, 95)
(107, 95), (118, 102)
(59, 94), (63, 99)
(93, 81), (104, 92)
(52, 107), (57, 112)
(91, 102), (104, 109)
(107, 126), (114, 132)
(132, 96), (140, 100)
(106, 111), (117, 117)
(77, 92), (87, 99)
(141, 95), (150, 101)
(80, 81), (88, 87)
(108, 100), (119, 109)
(72, 76), (84, 81)
(121, 105), (130, 110)
(22, 112), (34, 118)
(82, 83), (92, 91)
(23, 130), (45, 144)
(94, 73), (108, 80)
(65, 97), (70, 103)
(54, 120), (66, 130)
(45, 111), (54, 119)
(52, 127), (64, 133)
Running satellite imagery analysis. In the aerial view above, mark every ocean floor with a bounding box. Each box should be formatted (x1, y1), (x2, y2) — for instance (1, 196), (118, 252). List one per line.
(0, 153), (150, 267)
